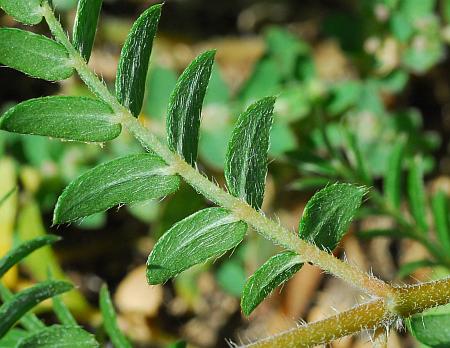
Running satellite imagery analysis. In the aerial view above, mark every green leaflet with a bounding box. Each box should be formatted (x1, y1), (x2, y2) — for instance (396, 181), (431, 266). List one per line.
(241, 251), (302, 316)
(0, 0), (42, 25)
(0, 97), (121, 142)
(384, 138), (404, 210)
(408, 156), (428, 233)
(0, 28), (73, 81)
(116, 4), (161, 117)
(100, 285), (132, 348)
(166, 50), (216, 165)
(224, 97), (275, 209)
(16, 325), (99, 348)
(0, 281), (73, 338)
(409, 308), (450, 348)
(147, 207), (247, 284)
(72, 0), (103, 62)
(0, 235), (60, 279)
(299, 183), (366, 251)
(0, 284), (45, 332)
(53, 154), (180, 224)
(432, 191), (450, 252)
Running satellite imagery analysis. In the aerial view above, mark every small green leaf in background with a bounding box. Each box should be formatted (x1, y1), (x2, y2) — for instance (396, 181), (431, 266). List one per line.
(408, 156), (428, 232)
(0, 0), (42, 25)
(147, 208), (247, 284)
(116, 4), (162, 117)
(16, 325), (99, 348)
(432, 191), (450, 253)
(409, 304), (450, 348)
(299, 183), (366, 251)
(100, 284), (132, 348)
(384, 138), (405, 210)
(224, 97), (275, 209)
(0, 284), (45, 332)
(54, 153), (180, 224)
(166, 50), (215, 165)
(241, 251), (302, 316)
(0, 280), (73, 338)
(216, 260), (246, 297)
(0, 97), (121, 142)
(397, 259), (437, 279)
(345, 130), (371, 185)
(167, 341), (187, 348)
(0, 235), (60, 279)
(48, 270), (77, 327)
(239, 59), (281, 103)
(0, 28), (73, 81)
(72, 0), (103, 62)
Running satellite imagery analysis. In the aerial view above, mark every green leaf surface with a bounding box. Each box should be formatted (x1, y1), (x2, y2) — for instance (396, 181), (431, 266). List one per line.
(0, 281), (73, 338)
(116, 4), (161, 117)
(16, 325), (99, 348)
(0, 28), (73, 81)
(241, 251), (302, 316)
(409, 311), (450, 348)
(384, 138), (405, 210)
(147, 207), (247, 284)
(0, 235), (60, 279)
(0, 0), (42, 25)
(166, 50), (215, 164)
(100, 285), (132, 348)
(0, 329), (27, 348)
(0, 96), (121, 142)
(72, 0), (102, 62)
(432, 191), (450, 252)
(224, 97), (275, 209)
(408, 156), (428, 232)
(0, 284), (45, 332)
(54, 154), (180, 224)
(299, 183), (365, 251)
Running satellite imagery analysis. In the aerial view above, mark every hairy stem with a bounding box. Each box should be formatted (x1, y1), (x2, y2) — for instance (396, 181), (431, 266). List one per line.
(242, 277), (450, 348)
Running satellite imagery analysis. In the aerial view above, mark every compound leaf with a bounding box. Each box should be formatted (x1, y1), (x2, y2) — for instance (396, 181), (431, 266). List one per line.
(299, 183), (366, 251)
(0, 0), (42, 25)
(0, 281), (73, 338)
(0, 28), (73, 81)
(432, 191), (450, 253)
(116, 4), (161, 117)
(166, 50), (215, 164)
(241, 251), (302, 316)
(147, 207), (247, 284)
(224, 97), (275, 209)
(408, 156), (428, 233)
(0, 97), (121, 142)
(384, 138), (405, 210)
(16, 325), (99, 348)
(100, 285), (132, 348)
(54, 154), (180, 224)
(73, 0), (103, 62)
(0, 235), (60, 279)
